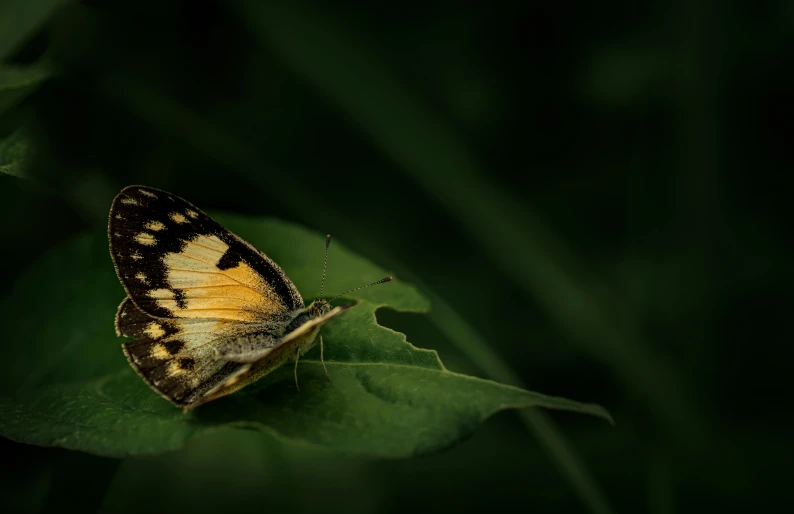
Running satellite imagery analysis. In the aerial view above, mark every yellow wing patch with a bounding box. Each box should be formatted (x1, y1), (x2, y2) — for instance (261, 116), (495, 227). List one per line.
(170, 212), (189, 224)
(135, 233), (156, 246)
(145, 221), (166, 231)
(154, 234), (286, 321)
(144, 321), (166, 339)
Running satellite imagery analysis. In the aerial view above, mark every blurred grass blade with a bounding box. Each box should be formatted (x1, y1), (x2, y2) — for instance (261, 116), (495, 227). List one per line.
(0, 0), (66, 60)
(0, 62), (52, 116)
(239, 1), (704, 448)
(0, 126), (31, 178)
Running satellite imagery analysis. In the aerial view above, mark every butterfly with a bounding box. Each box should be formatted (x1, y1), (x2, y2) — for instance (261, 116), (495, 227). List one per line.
(108, 185), (391, 412)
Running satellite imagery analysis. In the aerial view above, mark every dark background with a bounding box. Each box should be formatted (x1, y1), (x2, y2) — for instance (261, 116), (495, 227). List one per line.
(2, 1), (792, 513)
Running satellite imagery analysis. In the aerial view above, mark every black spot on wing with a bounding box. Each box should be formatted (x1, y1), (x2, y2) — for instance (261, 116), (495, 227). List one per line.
(163, 340), (185, 355)
(173, 289), (186, 310)
(178, 358), (196, 371)
(216, 249), (241, 270)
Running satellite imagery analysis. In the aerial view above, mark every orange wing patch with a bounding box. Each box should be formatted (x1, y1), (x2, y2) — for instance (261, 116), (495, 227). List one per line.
(154, 234), (286, 321)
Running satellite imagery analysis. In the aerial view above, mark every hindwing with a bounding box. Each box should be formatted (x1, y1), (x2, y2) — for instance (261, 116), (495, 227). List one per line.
(116, 297), (250, 406)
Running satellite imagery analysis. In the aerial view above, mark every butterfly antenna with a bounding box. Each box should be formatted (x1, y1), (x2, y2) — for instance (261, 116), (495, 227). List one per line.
(329, 276), (393, 303)
(319, 234), (331, 301)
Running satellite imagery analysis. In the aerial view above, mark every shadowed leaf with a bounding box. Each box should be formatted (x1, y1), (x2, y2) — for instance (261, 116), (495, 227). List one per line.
(0, 213), (610, 458)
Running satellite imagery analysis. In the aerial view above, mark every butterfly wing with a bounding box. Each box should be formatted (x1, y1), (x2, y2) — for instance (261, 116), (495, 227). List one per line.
(116, 298), (247, 405)
(108, 185), (303, 322)
(109, 185), (305, 406)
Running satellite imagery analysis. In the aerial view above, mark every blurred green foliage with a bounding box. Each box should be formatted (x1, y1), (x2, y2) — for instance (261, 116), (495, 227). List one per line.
(1, 0), (793, 513)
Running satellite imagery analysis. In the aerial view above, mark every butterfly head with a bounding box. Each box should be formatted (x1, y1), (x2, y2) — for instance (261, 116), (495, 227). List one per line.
(309, 299), (332, 318)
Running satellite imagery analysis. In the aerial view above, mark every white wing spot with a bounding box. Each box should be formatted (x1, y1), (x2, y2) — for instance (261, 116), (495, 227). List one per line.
(135, 272), (150, 285)
(120, 198), (139, 206)
(131, 251), (142, 261)
(144, 322), (166, 339)
(170, 212), (189, 224)
(115, 214), (124, 220)
(145, 221), (166, 231)
(186, 209), (199, 219)
(135, 232), (156, 246)
(139, 190), (158, 199)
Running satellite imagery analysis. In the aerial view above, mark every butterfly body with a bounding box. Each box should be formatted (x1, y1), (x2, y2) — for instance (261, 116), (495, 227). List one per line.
(196, 312), (326, 407)
(194, 300), (332, 407)
(108, 185), (357, 411)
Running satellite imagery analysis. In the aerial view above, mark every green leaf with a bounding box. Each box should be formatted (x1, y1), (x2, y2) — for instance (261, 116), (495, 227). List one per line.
(422, 288), (616, 514)
(0, 214), (611, 458)
(0, 126), (31, 178)
(95, 81), (618, 511)
(93, 78), (617, 505)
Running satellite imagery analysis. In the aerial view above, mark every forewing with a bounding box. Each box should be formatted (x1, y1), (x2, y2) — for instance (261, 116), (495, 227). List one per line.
(108, 185), (304, 322)
(116, 297), (250, 406)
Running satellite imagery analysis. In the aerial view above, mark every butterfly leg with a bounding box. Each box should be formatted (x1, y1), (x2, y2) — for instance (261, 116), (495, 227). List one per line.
(294, 347), (301, 392)
(320, 335), (331, 381)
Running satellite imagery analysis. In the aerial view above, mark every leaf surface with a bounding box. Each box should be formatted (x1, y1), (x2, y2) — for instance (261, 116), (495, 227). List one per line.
(0, 214), (611, 457)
